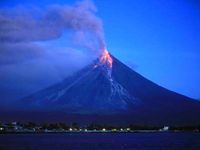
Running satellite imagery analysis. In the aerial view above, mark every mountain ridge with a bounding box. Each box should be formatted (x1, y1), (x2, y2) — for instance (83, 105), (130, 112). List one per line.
(4, 53), (200, 125)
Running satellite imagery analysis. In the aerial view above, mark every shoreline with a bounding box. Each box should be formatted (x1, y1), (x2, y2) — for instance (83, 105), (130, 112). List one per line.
(1, 130), (199, 134)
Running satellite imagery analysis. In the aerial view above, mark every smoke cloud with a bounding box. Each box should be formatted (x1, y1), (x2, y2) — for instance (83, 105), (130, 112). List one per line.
(0, 0), (105, 64)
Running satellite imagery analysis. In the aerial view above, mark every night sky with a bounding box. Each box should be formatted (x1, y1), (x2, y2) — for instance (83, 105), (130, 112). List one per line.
(0, 0), (199, 105)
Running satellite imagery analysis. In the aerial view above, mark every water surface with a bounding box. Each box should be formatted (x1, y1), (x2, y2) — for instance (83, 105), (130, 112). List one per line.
(0, 132), (200, 150)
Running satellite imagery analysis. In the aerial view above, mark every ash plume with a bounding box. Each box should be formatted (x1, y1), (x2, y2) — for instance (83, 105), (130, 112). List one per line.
(0, 0), (105, 65)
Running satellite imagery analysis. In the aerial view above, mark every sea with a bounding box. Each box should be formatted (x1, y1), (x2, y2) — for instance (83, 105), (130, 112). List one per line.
(0, 132), (200, 150)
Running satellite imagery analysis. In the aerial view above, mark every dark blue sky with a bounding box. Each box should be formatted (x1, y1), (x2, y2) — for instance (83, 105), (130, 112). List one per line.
(0, 0), (200, 100)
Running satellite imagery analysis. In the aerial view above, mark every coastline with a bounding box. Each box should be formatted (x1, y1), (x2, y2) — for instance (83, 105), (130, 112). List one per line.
(1, 130), (199, 134)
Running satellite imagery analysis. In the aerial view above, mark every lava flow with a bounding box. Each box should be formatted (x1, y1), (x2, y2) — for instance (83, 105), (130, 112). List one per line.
(99, 49), (113, 68)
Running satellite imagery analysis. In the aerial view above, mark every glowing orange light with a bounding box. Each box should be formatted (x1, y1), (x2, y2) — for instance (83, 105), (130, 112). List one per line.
(100, 49), (113, 68)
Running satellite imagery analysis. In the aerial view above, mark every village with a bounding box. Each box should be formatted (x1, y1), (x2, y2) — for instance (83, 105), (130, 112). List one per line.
(0, 121), (199, 134)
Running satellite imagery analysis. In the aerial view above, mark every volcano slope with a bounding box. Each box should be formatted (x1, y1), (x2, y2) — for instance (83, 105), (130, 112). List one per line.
(6, 51), (200, 125)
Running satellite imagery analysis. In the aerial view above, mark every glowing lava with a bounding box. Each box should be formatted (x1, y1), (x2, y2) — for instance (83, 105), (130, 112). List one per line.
(100, 49), (113, 68)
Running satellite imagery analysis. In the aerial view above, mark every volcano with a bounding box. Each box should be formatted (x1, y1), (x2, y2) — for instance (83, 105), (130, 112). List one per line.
(13, 50), (200, 125)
